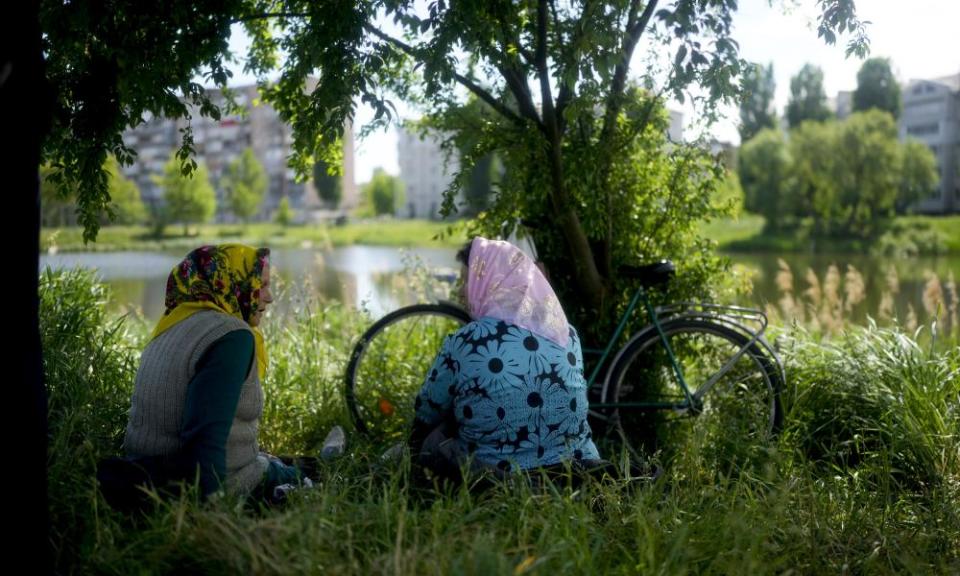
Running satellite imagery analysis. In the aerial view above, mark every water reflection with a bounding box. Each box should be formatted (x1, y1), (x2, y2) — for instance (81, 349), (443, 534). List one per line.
(40, 246), (459, 320)
(39, 247), (957, 329)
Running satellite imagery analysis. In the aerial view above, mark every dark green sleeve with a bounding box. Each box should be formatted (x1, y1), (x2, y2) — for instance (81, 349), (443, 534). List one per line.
(180, 329), (255, 497)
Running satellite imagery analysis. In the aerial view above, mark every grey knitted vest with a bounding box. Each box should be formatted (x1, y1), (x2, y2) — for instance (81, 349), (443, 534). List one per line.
(124, 310), (267, 495)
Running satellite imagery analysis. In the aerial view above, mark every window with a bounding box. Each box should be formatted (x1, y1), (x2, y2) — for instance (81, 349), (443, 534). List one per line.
(904, 99), (943, 115)
(906, 123), (940, 136)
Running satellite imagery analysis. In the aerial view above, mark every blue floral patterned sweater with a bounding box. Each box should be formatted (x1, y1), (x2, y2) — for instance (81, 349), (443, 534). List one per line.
(414, 316), (600, 472)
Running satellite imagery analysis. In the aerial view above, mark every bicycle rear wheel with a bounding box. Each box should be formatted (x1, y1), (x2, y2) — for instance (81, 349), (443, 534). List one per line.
(604, 319), (783, 468)
(345, 303), (470, 440)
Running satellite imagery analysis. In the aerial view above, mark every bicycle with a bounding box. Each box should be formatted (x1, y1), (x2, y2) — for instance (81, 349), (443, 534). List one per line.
(344, 259), (784, 465)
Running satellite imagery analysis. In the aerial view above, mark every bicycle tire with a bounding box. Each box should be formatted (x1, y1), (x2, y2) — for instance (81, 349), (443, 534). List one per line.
(604, 318), (783, 467)
(344, 303), (471, 438)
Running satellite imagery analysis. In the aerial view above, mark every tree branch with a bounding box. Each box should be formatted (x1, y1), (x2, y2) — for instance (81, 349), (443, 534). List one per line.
(492, 17), (543, 127)
(555, 0), (597, 122)
(494, 61), (543, 127)
(452, 71), (526, 127)
(549, 0), (566, 57)
(230, 12), (309, 23)
(520, 47), (537, 66)
(536, 0), (557, 128)
(600, 0), (659, 143)
(551, 0), (573, 124)
(231, 13), (531, 127)
(596, 0), (659, 279)
(365, 26), (527, 127)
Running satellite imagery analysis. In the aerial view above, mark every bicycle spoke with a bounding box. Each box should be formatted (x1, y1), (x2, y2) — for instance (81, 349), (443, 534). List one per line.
(607, 319), (782, 469)
(346, 305), (468, 441)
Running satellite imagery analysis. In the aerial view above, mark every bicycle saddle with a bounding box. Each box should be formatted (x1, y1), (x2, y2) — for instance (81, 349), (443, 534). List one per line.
(618, 260), (675, 287)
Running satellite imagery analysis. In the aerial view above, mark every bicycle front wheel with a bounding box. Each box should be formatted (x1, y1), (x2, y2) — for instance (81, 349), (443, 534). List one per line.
(604, 319), (783, 468)
(345, 303), (470, 440)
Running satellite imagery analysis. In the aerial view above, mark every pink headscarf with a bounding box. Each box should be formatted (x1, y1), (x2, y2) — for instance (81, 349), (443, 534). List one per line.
(466, 237), (570, 347)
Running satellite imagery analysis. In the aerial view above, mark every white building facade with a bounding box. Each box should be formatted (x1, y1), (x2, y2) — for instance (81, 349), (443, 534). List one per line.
(396, 127), (462, 219)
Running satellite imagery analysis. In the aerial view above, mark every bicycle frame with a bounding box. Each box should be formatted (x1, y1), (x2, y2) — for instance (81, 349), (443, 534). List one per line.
(584, 285), (780, 417)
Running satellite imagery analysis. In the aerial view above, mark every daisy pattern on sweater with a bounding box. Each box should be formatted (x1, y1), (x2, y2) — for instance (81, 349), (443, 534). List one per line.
(414, 316), (600, 472)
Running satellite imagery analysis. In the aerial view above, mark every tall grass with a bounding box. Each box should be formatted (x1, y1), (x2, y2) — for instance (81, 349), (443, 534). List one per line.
(768, 259), (959, 343)
(43, 270), (959, 574)
(779, 326), (959, 489)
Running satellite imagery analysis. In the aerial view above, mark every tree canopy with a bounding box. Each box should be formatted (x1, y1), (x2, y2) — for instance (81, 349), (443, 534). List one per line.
(38, 0), (869, 336)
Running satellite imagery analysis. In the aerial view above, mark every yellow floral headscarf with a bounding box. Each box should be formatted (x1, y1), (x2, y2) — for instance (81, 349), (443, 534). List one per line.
(151, 244), (270, 380)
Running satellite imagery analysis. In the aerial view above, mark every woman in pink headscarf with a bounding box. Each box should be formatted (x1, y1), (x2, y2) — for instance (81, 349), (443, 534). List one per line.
(410, 237), (601, 483)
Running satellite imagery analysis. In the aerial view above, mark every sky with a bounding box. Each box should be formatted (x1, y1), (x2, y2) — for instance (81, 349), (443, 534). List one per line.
(218, 0), (960, 184)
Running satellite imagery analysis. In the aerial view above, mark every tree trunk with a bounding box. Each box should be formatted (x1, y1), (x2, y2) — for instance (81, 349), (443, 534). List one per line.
(4, 3), (51, 571)
(544, 132), (607, 316)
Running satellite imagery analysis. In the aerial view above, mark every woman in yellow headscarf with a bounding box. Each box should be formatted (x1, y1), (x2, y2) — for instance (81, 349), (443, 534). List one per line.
(120, 244), (310, 503)
(151, 243), (271, 379)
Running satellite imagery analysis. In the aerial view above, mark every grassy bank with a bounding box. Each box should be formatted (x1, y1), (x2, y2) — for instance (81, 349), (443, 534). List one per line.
(42, 214), (958, 257)
(41, 219), (467, 253)
(44, 270), (959, 574)
(702, 214), (960, 255)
